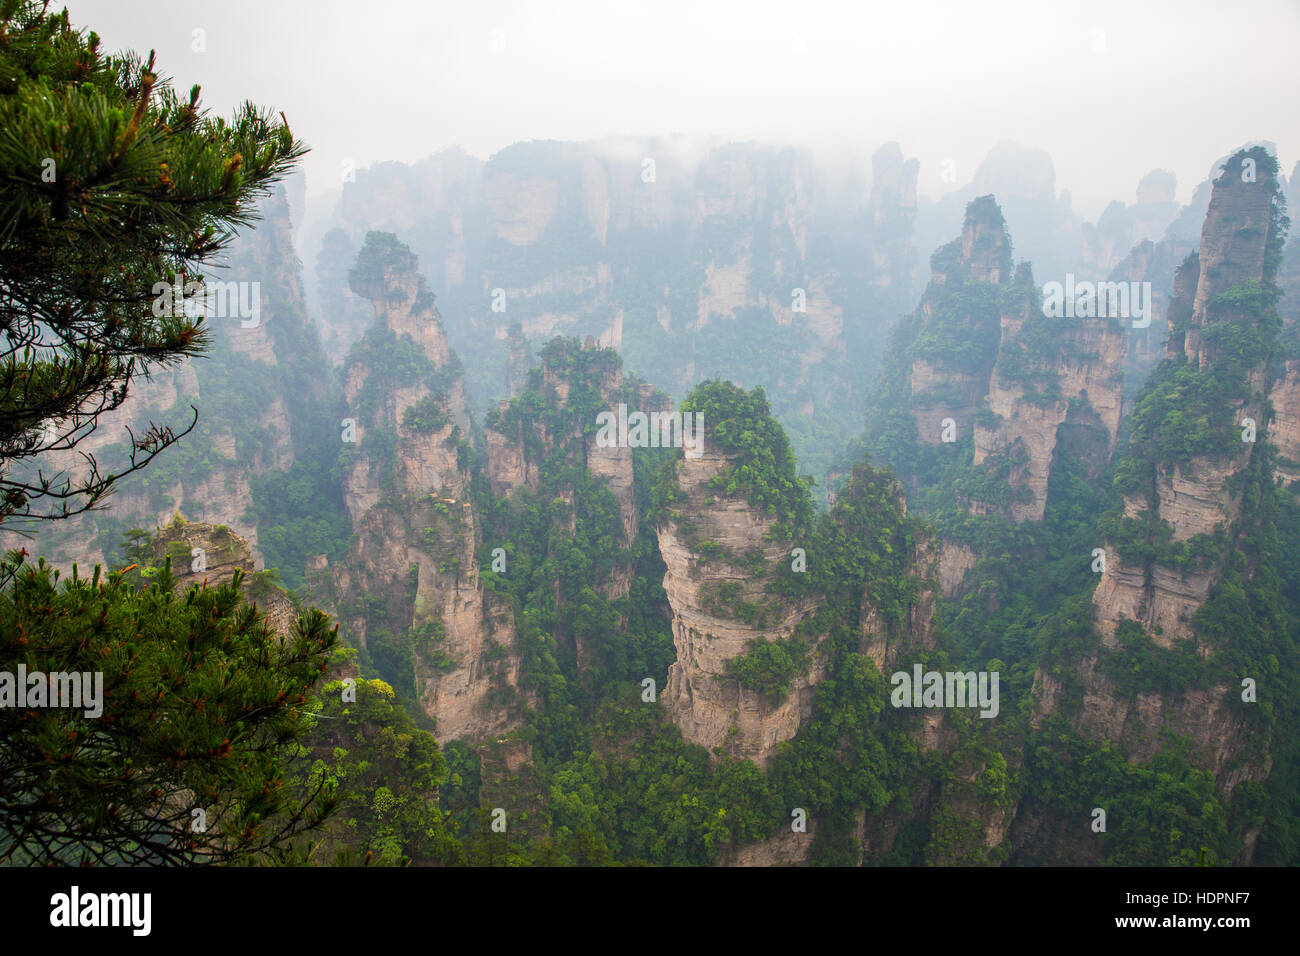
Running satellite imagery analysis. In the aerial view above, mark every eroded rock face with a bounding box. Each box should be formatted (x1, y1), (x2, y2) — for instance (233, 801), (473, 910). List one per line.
(906, 197), (1011, 449)
(1032, 666), (1267, 795)
(1091, 544), (1217, 648)
(1186, 185), (1277, 356)
(484, 403), (535, 499)
(657, 444), (939, 769)
(587, 425), (638, 547)
(337, 242), (529, 744)
(910, 356), (991, 446)
(1092, 153), (1282, 646)
(973, 286), (1125, 523)
(483, 171), (561, 246)
(151, 520), (299, 638)
(720, 824), (816, 866)
(938, 540), (977, 598)
(657, 449), (818, 766)
(1271, 360), (1300, 484)
(1038, 150), (1287, 840)
(505, 326), (530, 399)
(696, 257), (751, 328)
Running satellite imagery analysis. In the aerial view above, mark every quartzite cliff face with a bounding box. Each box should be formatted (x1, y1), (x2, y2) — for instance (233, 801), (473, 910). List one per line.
(656, 446), (820, 766)
(1034, 150), (1289, 841)
(656, 420), (939, 769)
(1091, 151), (1283, 647)
(334, 236), (528, 744)
(150, 519), (300, 638)
(972, 267), (1125, 524)
(883, 196), (1127, 595)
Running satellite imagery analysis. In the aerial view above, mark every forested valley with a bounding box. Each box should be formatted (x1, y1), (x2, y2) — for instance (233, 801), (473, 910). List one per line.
(3, 1), (1298, 873)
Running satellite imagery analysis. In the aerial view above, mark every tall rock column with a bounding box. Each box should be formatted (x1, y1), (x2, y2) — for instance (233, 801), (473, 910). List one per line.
(1033, 147), (1290, 815)
(1092, 148), (1286, 647)
(336, 232), (527, 743)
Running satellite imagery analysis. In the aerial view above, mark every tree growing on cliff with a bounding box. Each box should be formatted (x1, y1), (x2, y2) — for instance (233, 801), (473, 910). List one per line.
(0, 1), (306, 526)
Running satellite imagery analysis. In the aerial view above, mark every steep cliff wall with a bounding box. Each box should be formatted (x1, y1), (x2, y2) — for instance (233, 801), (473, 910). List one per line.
(1040, 147), (1291, 822)
(905, 195), (1012, 448)
(656, 387), (939, 770)
(1107, 236), (1197, 399)
(335, 233), (528, 744)
(1265, 161), (1300, 484)
(973, 269), (1126, 523)
(1092, 149), (1284, 646)
(657, 445), (820, 766)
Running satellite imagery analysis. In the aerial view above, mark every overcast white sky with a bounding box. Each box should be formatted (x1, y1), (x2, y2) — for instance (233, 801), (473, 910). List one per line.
(61, 0), (1300, 218)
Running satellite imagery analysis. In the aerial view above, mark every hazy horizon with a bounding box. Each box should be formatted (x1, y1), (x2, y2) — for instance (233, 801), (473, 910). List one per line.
(57, 0), (1300, 220)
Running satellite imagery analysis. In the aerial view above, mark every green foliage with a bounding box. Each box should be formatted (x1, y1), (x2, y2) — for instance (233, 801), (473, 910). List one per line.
(1099, 620), (1205, 696)
(365, 627), (416, 701)
(531, 699), (785, 865)
(402, 393), (451, 434)
(347, 231), (418, 301)
(727, 636), (809, 699)
(692, 539), (728, 562)
(1113, 347), (1264, 496)
(1098, 509), (1222, 574)
(302, 677), (461, 866)
(766, 625), (917, 846)
(0, 552), (338, 865)
(249, 460), (351, 594)
(785, 462), (925, 623)
(678, 380), (814, 536)
(904, 201), (1013, 380)
(1025, 721), (1233, 865)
